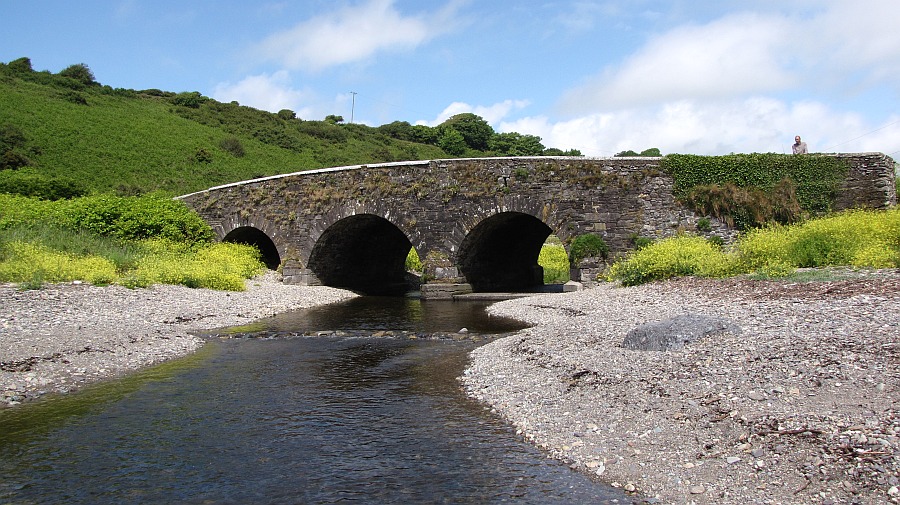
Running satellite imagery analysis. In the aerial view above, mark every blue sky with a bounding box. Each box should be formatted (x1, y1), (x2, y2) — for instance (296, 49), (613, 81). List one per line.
(2, 0), (899, 157)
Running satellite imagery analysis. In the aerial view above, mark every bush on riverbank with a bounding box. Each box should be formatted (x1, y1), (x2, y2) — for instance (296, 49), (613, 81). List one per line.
(606, 208), (900, 286)
(539, 236), (570, 283)
(0, 194), (264, 290)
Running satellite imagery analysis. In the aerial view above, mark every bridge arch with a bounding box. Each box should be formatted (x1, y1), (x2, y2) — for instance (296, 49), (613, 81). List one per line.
(457, 212), (552, 292)
(307, 213), (413, 296)
(223, 226), (281, 270)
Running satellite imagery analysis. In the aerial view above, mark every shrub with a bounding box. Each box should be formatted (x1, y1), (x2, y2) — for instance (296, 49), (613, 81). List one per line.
(172, 91), (205, 108)
(630, 234), (654, 250)
(61, 195), (214, 243)
(7, 57), (33, 74)
(277, 109), (296, 120)
(737, 208), (900, 270)
(538, 240), (570, 283)
(0, 123), (33, 170)
(607, 236), (735, 286)
(569, 233), (609, 266)
(0, 240), (118, 286)
(194, 147), (213, 164)
(61, 90), (88, 105)
(696, 217), (712, 232)
(58, 63), (96, 86)
(684, 178), (801, 230)
(127, 240), (264, 291)
(219, 136), (245, 157)
(405, 247), (423, 272)
(0, 172), (85, 199)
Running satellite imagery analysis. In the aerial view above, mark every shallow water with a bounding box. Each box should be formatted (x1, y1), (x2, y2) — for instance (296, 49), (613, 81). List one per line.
(0, 298), (629, 504)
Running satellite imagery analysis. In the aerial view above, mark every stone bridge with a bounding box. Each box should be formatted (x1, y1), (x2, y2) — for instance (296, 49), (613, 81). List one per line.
(178, 154), (896, 298)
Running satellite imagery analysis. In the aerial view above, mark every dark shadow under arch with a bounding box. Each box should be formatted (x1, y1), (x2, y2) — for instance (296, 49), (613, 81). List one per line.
(308, 214), (413, 296)
(223, 226), (281, 270)
(457, 212), (552, 292)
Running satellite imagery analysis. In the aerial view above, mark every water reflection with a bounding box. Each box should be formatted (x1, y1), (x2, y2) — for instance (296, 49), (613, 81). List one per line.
(220, 297), (527, 336)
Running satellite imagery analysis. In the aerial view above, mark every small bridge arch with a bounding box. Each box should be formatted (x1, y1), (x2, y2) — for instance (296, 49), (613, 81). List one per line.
(222, 226), (281, 270)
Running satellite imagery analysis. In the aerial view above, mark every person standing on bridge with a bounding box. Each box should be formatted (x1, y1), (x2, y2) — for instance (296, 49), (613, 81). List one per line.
(792, 135), (808, 154)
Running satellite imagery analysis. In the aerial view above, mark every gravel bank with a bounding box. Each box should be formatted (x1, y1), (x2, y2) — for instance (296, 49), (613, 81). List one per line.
(3, 269), (898, 504)
(462, 270), (900, 504)
(1, 272), (355, 405)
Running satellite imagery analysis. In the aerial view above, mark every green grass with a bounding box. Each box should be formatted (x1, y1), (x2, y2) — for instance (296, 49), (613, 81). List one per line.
(606, 208), (900, 286)
(0, 74), (447, 196)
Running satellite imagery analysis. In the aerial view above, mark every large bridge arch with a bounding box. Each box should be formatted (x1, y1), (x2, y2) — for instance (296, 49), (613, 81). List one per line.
(457, 212), (552, 292)
(307, 213), (413, 296)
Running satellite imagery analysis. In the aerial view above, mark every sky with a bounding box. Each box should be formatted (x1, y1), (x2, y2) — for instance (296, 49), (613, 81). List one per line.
(2, 0), (899, 157)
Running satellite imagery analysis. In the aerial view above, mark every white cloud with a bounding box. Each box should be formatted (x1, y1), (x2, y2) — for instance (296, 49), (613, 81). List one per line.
(559, 12), (795, 113)
(418, 99), (531, 126)
(504, 98), (899, 156)
(253, 0), (461, 72)
(539, 1), (900, 156)
(804, 0), (900, 89)
(559, 1), (900, 116)
(212, 71), (313, 116)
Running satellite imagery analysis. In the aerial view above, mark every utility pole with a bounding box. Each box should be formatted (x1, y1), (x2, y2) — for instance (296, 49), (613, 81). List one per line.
(350, 91), (357, 124)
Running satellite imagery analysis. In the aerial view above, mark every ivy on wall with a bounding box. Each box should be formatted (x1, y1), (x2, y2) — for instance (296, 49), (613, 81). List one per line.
(661, 153), (850, 229)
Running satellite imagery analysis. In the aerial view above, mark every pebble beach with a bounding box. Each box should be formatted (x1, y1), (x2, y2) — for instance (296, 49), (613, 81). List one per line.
(2, 270), (899, 504)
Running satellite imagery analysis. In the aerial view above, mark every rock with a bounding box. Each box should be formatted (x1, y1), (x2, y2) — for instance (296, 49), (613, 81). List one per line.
(563, 281), (583, 292)
(622, 314), (741, 351)
(748, 391), (766, 401)
(690, 485), (706, 494)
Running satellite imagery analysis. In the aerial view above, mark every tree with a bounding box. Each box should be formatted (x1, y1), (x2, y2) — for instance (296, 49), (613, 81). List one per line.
(377, 121), (414, 141)
(438, 113), (493, 151)
(324, 114), (344, 124)
(171, 91), (205, 108)
(58, 63), (96, 85)
(543, 147), (583, 156)
(409, 124), (438, 144)
(277, 109), (296, 120)
(438, 128), (467, 155)
(615, 147), (661, 157)
(489, 132), (545, 156)
(7, 57), (33, 73)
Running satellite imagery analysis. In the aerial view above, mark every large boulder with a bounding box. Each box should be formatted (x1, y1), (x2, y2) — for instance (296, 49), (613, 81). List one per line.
(622, 314), (740, 351)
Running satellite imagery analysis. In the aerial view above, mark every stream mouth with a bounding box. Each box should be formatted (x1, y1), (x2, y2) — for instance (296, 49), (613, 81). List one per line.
(0, 297), (631, 504)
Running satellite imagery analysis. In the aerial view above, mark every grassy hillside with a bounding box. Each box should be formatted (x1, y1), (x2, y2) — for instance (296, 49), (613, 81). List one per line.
(0, 61), (451, 196)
